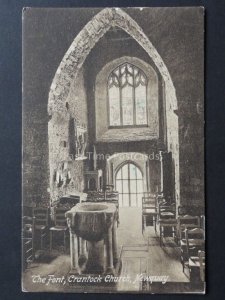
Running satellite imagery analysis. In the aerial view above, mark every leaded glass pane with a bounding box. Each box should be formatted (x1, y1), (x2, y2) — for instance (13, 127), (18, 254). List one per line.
(109, 86), (120, 126)
(108, 63), (147, 127)
(123, 180), (129, 194)
(114, 68), (119, 77)
(136, 167), (142, 179)
(121, 73), (126, 86)
(130, 181), (137, 194)
(140, 74), (146, 85)
(116, 180), (122, 193)
(121, 64), (126, 74)
(122, 163), (129, 179)
(135, 85), (147, 125)
(112, 75), (119, 86)
(116, 168), (122, 179)
(127, 64), (133, 73)
(121, 85), (133, 125)
(135, 74), (141, 86)
(136, 179), (143, 193)
(129, 163), (137, 179)
(127, 73), (133, 85)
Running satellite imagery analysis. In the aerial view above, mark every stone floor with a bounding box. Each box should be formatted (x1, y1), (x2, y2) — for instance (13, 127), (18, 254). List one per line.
(22, 207), (205, 293)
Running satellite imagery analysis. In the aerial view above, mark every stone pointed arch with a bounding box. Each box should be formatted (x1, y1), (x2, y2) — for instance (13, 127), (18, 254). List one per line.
(48, 8), (177, 116)
(48, 8), (180, 204)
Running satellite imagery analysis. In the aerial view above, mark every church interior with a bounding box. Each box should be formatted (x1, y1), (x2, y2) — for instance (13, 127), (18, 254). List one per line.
(22, 8), (205, 293)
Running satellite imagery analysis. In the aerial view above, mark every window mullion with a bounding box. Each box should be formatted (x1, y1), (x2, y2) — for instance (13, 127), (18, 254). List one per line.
(133, 72), (136, 125)
(128, 163), (131, 206)
(121, 166), (123, 206)
(119, 67), (123, 126)
(135, 164), (138, 206)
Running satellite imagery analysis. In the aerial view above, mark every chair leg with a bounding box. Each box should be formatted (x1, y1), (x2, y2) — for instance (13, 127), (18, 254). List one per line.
(50, 231), (52, 252)
(142, 215), (146, 234)
(154, 216), (157, 232)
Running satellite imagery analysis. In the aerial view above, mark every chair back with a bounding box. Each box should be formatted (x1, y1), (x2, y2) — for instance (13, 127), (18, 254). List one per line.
(142, 196), (156, 210)
(185, 228), (205, 257)
(22, 216), (34, 238)
(105, 191), (119, 207)
(105, 191), (119, 200)
(33, 207), (48, 226)
(54, 208), (68, 227)
(159, 202), (176, 219)
(143, 192), (156, 198)
(86, 191), (105, 202)
(177, 215), (200, 239)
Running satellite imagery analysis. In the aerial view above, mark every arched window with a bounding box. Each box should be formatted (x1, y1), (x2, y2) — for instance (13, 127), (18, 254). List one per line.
(108, 63), (148, 127)
(116, 162), (143, 207)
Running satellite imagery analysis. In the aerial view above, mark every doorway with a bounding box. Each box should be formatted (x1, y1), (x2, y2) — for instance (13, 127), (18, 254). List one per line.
(116, 162), (143, 207)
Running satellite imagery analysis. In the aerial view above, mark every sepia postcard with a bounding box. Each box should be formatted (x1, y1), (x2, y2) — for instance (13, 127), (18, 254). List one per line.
(22, 7), (205, 293)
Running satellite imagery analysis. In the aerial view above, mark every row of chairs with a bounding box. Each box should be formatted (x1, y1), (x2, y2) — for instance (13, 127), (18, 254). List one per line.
(142, 193), (177, 242)
(22, 207), (69, 269)
(178, 217), (205, 282)
(141, 193), (205, 282)
(22, 191), (120, 269)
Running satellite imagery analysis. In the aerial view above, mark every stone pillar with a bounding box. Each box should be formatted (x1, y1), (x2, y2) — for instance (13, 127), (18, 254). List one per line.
(85, 240), (105, 273)
(112, 219), (118, 266)
(80, 238), (87, 257)
(159, 151), (164, 193)
(105, 215), (114, 275)
(78, 238), (88, 271)
(69, 230), (79, 274)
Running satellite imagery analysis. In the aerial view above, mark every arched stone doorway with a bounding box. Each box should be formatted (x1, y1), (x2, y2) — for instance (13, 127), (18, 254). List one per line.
(48, 8), (179, 205)
(116, 162), (143, 207)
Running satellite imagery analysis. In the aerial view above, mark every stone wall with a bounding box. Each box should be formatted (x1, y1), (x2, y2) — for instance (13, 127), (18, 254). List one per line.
(48, 68), (88, 203)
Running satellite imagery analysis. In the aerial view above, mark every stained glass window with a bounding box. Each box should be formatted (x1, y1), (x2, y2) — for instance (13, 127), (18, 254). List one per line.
(108, 63), (148, 127)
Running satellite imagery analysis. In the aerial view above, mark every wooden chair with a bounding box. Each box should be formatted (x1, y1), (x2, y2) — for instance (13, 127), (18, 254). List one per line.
(158, 203), (177, 246)
(198, 250), (205, 282)
(22, 216), (34, 270)
(181, 227), (205, 275)
(50, 208), (69, 252)
(33, 207), (49, 250)
(178, 205), (205, 217)
(178, 216), (200, 269)
(155, 193), (166, 211)
(142, 195), (157, 232)
(159, 202), (176, 218)
(177, 215), (200, 244)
